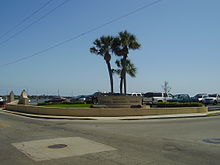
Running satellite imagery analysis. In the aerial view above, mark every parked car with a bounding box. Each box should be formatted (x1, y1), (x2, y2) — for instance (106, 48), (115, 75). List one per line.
(142, 92), (173, 104)
(69, 96), (77, 102)
(203, 94), (220, 105)
(45, 97), (67, 103)
(0, 97), (5, 107)
(0, 97), (3, 102)
(131, 93), (142, 97)
(78, 96), (87, 102)
(71, 92), (104, 104)
(194, 94), (208, 103)
(167, 94), (198, 103)
(82, 95), (97, 104)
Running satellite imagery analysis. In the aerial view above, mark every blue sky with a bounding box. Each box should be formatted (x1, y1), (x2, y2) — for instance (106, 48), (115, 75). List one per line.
(0, 0), (220, 96)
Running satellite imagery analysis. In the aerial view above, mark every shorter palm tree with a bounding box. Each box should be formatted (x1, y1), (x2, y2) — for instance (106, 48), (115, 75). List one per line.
(113, 58), (137, 94)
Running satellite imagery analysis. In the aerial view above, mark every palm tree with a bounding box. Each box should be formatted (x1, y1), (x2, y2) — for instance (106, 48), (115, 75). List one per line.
(90, 36), (114, 93)
(113, 30), (141, 94)
(113, 58), (137, 94)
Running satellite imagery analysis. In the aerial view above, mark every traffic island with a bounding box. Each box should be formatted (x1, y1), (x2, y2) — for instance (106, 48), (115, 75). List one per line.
(3, 91), (208, 118)
(4, 103), (208, 117)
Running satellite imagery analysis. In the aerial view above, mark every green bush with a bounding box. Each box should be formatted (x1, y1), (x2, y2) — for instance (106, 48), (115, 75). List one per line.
(155, 102), (203, 107)
(41, 104), (91, 108)
(37, 101), (84, 106)
(37, 102), (50, 106)
(62, 101), (84, 104)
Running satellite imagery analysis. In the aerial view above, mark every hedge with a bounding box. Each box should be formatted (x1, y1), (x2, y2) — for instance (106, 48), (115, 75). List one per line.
(37, 101), (84, 106)
(155, 102), (203, 107)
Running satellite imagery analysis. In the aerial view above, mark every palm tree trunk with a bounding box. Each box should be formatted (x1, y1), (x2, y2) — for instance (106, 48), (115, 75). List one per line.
(124, 71), (126, 95)
(122, 56), (127, 95)
(106, 61), (114, 93)
(120, 76), (123, 94)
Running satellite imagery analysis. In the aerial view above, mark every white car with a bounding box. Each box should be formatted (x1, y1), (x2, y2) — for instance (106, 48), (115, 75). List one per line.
(203, 94), (220, 105)
(194, 94), (208, 102)
(142, 92), (173, 104)
(0, 97), (3, 102)
(0, 97), (4, 106)
(131, 93), (142, 97)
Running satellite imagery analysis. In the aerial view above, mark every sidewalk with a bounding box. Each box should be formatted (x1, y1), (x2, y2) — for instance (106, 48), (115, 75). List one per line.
(2, 109), (219, 120)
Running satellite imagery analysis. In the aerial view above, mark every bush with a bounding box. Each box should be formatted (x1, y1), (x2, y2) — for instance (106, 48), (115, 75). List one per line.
(155, 102), (203, 108)
(62, 101), (84, 104)
(37, 102), (51, 106)
(37, 101), (84, 106)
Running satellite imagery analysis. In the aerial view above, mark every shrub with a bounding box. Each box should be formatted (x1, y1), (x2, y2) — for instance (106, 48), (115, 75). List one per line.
(62, 101), (84, 104)
(155, 102), (203, 107)
(37, 101), (84, 106)
(37, 102), (51, 106)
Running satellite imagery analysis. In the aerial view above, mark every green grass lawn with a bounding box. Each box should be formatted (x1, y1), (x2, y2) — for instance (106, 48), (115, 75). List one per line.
(208, 112), (220, 116)
(40, 104), (92, 108)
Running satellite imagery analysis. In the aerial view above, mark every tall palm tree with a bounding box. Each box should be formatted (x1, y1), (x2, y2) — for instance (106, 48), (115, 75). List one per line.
(113, 58), (137, 94)
(113, 30), (141, 94)
(90, 36), (114, 93)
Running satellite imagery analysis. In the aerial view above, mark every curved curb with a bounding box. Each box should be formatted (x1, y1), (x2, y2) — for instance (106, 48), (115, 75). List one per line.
(1, 110), (97, 120)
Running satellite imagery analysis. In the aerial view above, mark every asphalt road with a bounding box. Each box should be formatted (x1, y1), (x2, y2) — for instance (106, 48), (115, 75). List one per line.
(0, 110), (220, 165)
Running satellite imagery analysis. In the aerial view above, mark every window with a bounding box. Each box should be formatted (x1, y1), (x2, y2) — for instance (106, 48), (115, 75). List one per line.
(143, 93), (154, 97)
(153, 93), (162, 97)
(209, 94), (217, 97)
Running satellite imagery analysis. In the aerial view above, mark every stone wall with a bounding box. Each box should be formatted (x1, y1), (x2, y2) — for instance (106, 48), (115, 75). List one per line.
(5, 104), (208, 117)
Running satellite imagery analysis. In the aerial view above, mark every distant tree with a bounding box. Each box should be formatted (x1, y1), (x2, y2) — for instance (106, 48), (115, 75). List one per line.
(90, 36), (114, 93)
(113, 58), (137, 94)
(162, 81), (171, 94)
(112, 30), (141, 94)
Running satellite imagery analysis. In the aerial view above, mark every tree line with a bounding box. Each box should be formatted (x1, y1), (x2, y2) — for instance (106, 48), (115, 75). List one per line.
(90, 30), (141, 95)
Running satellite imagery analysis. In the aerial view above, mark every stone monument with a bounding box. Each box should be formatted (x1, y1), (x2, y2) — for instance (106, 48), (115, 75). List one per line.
(8, 91), (15, 102)
(97, 95), (143, 108)
(19, 89), (29, 105)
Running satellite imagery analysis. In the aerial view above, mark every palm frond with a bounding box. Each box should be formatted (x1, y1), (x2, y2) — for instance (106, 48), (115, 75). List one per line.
(115, 58), (137, 78)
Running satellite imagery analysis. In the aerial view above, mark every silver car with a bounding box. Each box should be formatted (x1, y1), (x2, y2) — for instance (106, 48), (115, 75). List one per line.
(203, 94), (220, 105)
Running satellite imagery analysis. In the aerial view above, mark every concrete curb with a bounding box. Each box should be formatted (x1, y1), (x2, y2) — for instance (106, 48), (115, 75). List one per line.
(1, 109), (210, 120)
(1, 110), (97, 120)
(119, 113), (208, 120)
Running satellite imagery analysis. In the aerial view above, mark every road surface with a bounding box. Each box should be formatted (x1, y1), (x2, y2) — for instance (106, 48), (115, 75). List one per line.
(0, 110), (220, 165)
